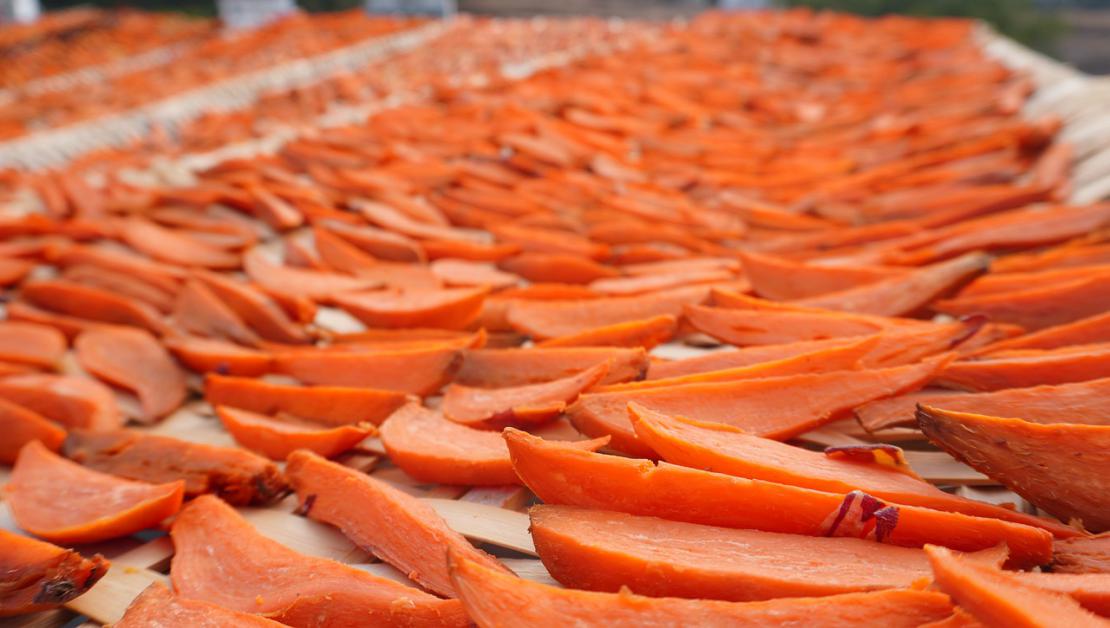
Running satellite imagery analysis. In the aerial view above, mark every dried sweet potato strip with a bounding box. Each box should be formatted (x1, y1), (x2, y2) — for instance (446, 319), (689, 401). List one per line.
(163, 334), (272, 376)
(333, 287), (488, 330)
(508, 285), (712, 339)
(0, 321), (65, 368)
(114, 582), (284, 627)
(456, 346), (648, 387)
(75, 327), (186, 422)
(216, 406), (375, 460)
(205, 374), (408, 426)
(935, 343), (1110, 391)
(740, 251), (905, 300)
(173, 279), (263, 347)
(118, 217), (240, 269)
(243, 248), (381, 300)
(443, 362), (609, 426)
(21, 279), (167, 335)
(0, 373), (122, 430)
(194, 270), (310, 344)
(0, 398), (65, 465)
(537, 314), (677, 349)
(0, 529), (108, 617)
(272, 344), (463, 394)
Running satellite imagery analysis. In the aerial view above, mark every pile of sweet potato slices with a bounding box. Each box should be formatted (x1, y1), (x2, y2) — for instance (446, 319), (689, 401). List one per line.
(1, 8), (1109, 627)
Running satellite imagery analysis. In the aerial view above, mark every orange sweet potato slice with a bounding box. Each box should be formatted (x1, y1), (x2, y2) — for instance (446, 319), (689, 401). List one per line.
(118, 218), (240, 269)
(994, 242), (1110, 274)
(171, 495), (467, 627)
(286, 449), (511, 597)
(0, 398), (66, 464)
(114, 582), (284, 627)
(74, 327), (186, 422)
(216, 406), (375, 460)
(933, 274), (1110, 331)
(47, 242), (184, 294)
(0, 373), (122, 430)
(243, 248), (381, 300)
(272, 344), (462, 394)
(5, 300), (120, 341)
(443, 362), (609, 426)
(0, 321), (66, 368)
(589, 269), (735, 297)
(507, 285), (712, 340)
(684, 302), (921, 346)
(0, 257), (33, 287)
(739, 251), (905, 300)
(960, 265), (1110, 298)
(379, 403), (608, 486)
(1052, 535), (1110, 574)
(568, 355), (947, 457)
(935, 343), (1110, 391)
(456, 346), (648, 387)
(62, 264), (176, 313)
(1017, 572), (1110, 616)
(333, 287), (488, 330)
(6, 441), (184, 544)
(926, 545), (1107, 627)
(63, 429), (287, 506)
(319, 220), (425, 263)
(970, 312), (1110, 356)
(537, 314), (677, 349)
(629, 404), (1074, 537)
(205, 374), (408, 426)
(449, 550), (954, 628)
(194, 271), (310, 344)
(173, 279), (263, 347)
(21, 279), (167, 335)
(163, 334), (273, 376)
(314, 228), (442, 290)
(499, 252), (619, 284)
(431, 259), (519, 290)
(0, 529), (108, 617)
(918, 405), (1110, 533)
(505, 429), (1052, 568)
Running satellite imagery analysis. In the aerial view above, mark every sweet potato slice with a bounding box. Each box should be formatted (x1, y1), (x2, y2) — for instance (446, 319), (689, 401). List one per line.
(164, 334), (272, 376)
(1017, 572), (1110, 616)
(171, 495), (467, 627)
(960, 265), (1110, 298)
(0, 529), (108, 617)
(568, 355), (947, 456)
(0, 398), (65, 464)
(499, 252), (618, 284)
(933, 274), (1110, 331)
(173, 279), (263, 347)
(507, 285), (712, 339)
(47, 242), (184, 294)
(216, 406), (375, 460)
(272, 344), (462, 394)
(684, 302), (919, 346)
(443, 363), (609, 426)
(449, 550), (954, 628)
(114, 582), (284, 627)
(856, 379), (1110, 432)
(740, 251), (905, 300)
(630, 404), (1074, 536)
(314, 228), (442, 290)
(0, 321), (66, 368)
(935, 343), (1110, 391)
(994, 242), (1110, 274)
(243, 248), (381, 300)
(320, 220), (425, 263)
(918, 405), (1110, 533)
(194, 271), (310, 344)
(970, 312), (1110, 356)
(505, 429), (1052, 567)
(62, 264), (176, 313)
(74, 327), (186, 422)
(537, 314), (677, 349)
(6, 441), (184, 544)
(456, 346), (648, 387)
(205, 374), (408, 426)
(333, 287), (488, 330)
(379, 403), (608, 485)
(5, 300), (120, 340)
(432, 259), (518, 290)
(286, 450), (510, 597)
(63, 429), (287, 505)
(118, 218), (240, 269)
(926, 545), (1107, 627)
(1052, 535), (1110, 574)
(21, 279), (167, 334)
(0, 373), (122, 430)
(589, 269), (735, 297)
(0, 257), (33, 287)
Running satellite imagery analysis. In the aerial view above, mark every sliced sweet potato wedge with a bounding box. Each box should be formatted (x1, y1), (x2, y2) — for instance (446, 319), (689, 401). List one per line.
(171, 495), (467, 626)
(320, 220), (425, 263)
(456, 346), (648, 387)
(0, 373), (122, 430)
(6, 441), (184, 544)
(21, 279), (167, 335)
(629, 404), (1074, 536)
(333, 287), (488, 330)
(379, 403), (608, 486)
(74, 327), (186, 422)
(684, 302), (918, 346)
(926, 545), (1107, 627)
(62, 264), (176, 313)
(499, 252), (618, 284)
(449, 550), (954, 628)
(1052, 535), (1110, 574)
(970, 311), (1110, 356)
(537, 314), (677, 349)
(959, 265), (1110, 298)
(118, 218), (240, 269)
(933, 274), (1110, 331)
(739, 251), (905, 300)
(568, 355), (947, 456)
(271, 344), (462, 394)
(0, 397), (66, 464)
(507, 285), (712, 340)
(917, 405), (1110, 533)
(286, 449), (511, 597)
(205, 374), (408, 426)
(216, 406), (375, 460)
(935, 343), (1110, 391)
(431, 259), (519, 290)
(163, 334), (273, 376)
(1017, 572), (1110, 616)
(243, 248), (381, 300)
(504, 429), (1053, 567)
(114, 582), (284, 627)
(589, 269), (734, 297)
(0, 321), (66, 368)
(63, 429), (287, 506)
(5, 300), (120, 341)
(47, 242), (184, 294)
(0, 529), (108, 617)
(0, 257), (33, 287)
(314, 228), (442, 290)
(443, 362), (609, 426)
(194, 270), (310, 344)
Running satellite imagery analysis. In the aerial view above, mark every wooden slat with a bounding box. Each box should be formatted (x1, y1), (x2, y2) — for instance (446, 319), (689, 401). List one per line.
(426, 498), (535, 555)
(64, 567), (166, 626)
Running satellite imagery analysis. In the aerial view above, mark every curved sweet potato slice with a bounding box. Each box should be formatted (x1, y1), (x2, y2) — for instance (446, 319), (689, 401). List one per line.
(926, 545), (1107, 628)
(740, 251), (905, 300)
(118, 218), (240, 269)
(507, 285), (712, 340)
(0, 397), (66, 464)
(381, 401), (606, 485)
(449, 551), (954, 628)
(589, 269), (735, 297)
(5, 300), (119, 341)
(499, 253), (618, 284)
(684, 302), (918, 346)
(164, 334), (272, 376)
(431, 259), (519, 290)
(1017, 572), (1110, 616)
(194, 271), (310, 345)
(314, 228), (442, 290)
(173, 279), (263, 347)
(994, 242), (1110, 274)
(933, 274), (1110, 331)
(21, 279), (167, 334)
(205, 374), (408, 426)
(0, 373), (122, 430)
(115, 582), (284, 627)
(630, 404), (1074, 536)
(47, 242), (184, 294)
(333, 287), (488, 330)
(456, 347), (647, 387)
(170, 495), (467, 627)
(0, 257), (33, 287)
(918, 405), (1110, 533)
(75, 327), (186, 422)
(286, 450), (510, 597)
(960, 265), (1110, 298)
(444, 363), (608, 426)
(62, 264), (176, 313)
(63, 429), (287, 506)
(537, 314), (677, 349)
(0, 321), (66, 368)
(505, 430), (1052, 567)
(319, 220), (425, 263)
(1052, 535), (1110, 574)
(272, 345), (462, 394)
(935, 343), (1110, 391)
(568, 355), (947, 457)
(422, 238), (520, 262)
(6, 441), (184, 544)
(216, 406), (375, 460)
(970, 312), (1110, 356)
(244, 248), (381, 300)
(0, 529), (108, 617)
